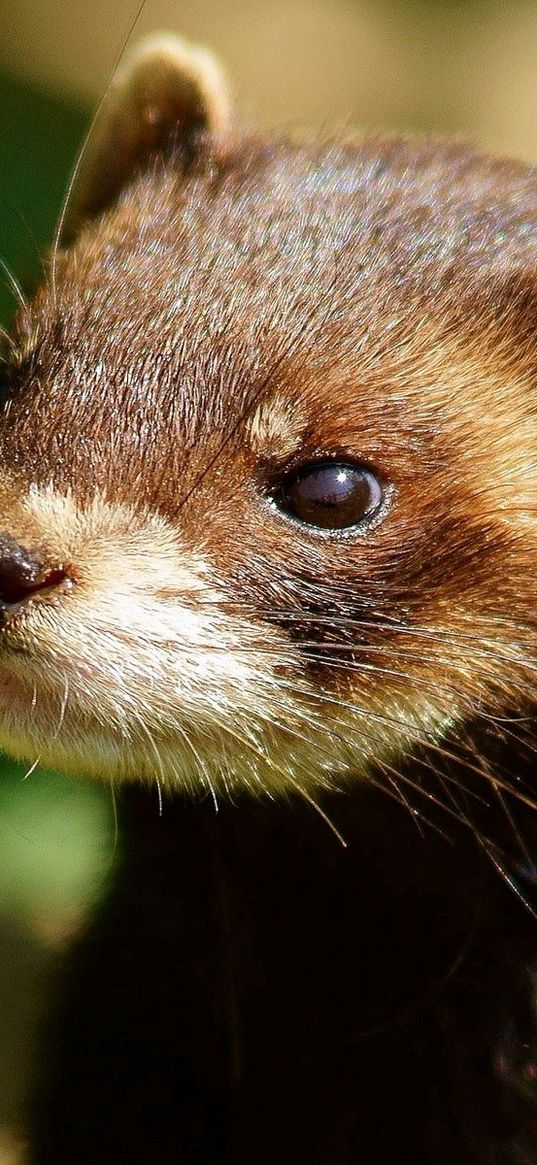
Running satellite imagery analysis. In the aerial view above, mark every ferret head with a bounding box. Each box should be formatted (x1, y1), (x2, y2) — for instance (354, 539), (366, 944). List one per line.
(0, 35), (537, 799)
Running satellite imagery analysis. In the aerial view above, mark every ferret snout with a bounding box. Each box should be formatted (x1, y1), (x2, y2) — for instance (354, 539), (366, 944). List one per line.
(0, 532), (70, 614)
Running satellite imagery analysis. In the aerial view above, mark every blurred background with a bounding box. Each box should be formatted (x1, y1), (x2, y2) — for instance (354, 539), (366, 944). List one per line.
(0, 0), (537, 1157)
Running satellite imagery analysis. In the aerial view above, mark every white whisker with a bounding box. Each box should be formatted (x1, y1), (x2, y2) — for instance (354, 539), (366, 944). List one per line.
(0, 256), (26, 311)
(50, 0), (149, 301)
(21, 756), (40, 782)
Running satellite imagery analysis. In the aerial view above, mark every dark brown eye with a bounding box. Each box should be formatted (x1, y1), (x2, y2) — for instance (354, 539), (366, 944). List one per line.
(271, 461), (384, 530)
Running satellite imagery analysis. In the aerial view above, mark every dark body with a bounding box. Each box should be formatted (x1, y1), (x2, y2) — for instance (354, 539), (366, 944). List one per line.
(31, 738), (537, 1165)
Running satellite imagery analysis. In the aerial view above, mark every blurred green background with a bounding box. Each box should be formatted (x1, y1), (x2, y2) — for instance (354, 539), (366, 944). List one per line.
(0, 76), (87, 324)
(0, 71), (113, 1160)
(1, 0), (537, 1156)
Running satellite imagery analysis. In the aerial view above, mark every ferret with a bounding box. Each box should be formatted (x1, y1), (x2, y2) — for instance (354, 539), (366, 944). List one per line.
(2, 31), (537, 1165)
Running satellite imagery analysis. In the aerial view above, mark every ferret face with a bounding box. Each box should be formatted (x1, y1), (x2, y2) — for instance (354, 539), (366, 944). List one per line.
(1, 40), (537, 798)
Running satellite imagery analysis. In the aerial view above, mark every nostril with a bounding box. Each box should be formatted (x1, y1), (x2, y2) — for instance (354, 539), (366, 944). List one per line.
(0, 534), (68, 608)
(0, 566), (68, 606)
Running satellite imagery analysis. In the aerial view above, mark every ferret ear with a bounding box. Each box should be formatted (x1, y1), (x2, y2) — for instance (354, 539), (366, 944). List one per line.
(62, 33), (230, 240)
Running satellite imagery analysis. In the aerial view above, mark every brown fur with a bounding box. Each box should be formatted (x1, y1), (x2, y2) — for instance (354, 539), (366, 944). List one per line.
(0, 135), (536, 796)
(7, 33), (537, 1165)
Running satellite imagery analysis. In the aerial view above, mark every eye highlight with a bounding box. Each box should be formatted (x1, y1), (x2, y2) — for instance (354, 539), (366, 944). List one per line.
(270, 461), (385, 531)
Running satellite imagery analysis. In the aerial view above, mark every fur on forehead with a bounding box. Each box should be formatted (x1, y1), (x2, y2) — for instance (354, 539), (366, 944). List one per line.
(7, 134), (537, 512)
(33, 134), (537, 363)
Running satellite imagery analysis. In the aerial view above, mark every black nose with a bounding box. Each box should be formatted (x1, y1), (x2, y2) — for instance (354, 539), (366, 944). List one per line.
(0, 533), (67, 607)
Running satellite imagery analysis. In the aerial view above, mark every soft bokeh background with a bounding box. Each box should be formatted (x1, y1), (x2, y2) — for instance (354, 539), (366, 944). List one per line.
(1, 0), (537, 1156)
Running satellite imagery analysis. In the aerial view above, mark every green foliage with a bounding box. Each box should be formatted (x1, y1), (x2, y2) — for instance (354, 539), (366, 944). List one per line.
(0, 74), (113, 924)
(0, 758), (115, 922)
(0, 72), (88, 328)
